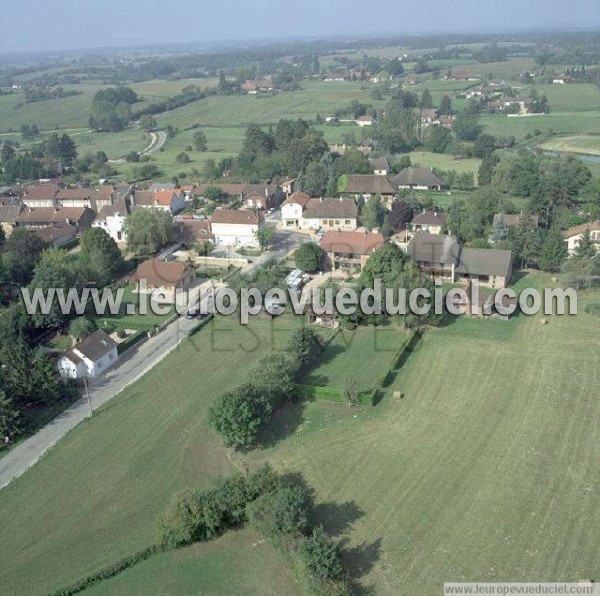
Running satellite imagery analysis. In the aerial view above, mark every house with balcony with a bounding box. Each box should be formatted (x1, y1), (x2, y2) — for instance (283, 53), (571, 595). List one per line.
(320, 229), (385, 273)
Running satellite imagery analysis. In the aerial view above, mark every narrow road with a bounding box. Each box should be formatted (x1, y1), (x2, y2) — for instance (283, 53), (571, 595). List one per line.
(107, 129), (167, 164)
(0, 282), (217, 490)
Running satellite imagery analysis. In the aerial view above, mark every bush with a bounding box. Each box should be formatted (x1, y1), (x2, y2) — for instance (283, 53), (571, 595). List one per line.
(287, 327), (323, 373)
(294, 242), (324, 272)
(69, 317), (96, 342)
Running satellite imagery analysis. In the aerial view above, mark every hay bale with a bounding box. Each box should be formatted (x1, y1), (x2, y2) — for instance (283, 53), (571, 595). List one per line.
(393, 391), (403, 400)
(539, 318), (548, 325)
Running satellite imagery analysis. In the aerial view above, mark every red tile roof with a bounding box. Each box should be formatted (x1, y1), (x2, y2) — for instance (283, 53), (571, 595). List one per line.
(320, 230), (384, 255)
(211, 209), (264, 225)
(282, 191), (311, 207)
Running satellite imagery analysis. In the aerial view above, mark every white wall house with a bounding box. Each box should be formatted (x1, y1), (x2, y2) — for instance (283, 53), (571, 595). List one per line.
(562, 221), (600, 255)
(92, 198), (130, 243)
(211, 209), (265, 247)
(281, 192), (311, 228)
(58, 330), (119, 379)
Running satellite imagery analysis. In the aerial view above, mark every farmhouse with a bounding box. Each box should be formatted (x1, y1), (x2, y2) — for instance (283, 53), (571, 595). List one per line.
(15, 206), (96, 231)
(562, 221), (600, 255)
(343, 175), (396, 201)
(320, 229), (385, 273)
(0, 202), (25, 236)
(92, 197), (131, 243)
(211, 209), (264, 247)
(58, 330), (119, 379)
(411, 210), (448, 235)
(55, 188), (96, 210)
(33, 222), (77, 247)
(407, 233), (460, 281)
(134, 259), (196, 295)
(456, 248), (513, 289)
(302, 197), (358, 230)
(133, 189), (185, 214)
(391, 167), (448, 191)
(22, 183), (60, 208)
(370, 157), (390, 176)
(356, 115), (374, 127)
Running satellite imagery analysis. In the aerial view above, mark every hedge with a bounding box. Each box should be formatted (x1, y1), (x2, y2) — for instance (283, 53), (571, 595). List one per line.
(297, 384), (374, 406)
(94, 318), (157, 332)
(188, 313), (214, 337)
(116, 330), (146, 354)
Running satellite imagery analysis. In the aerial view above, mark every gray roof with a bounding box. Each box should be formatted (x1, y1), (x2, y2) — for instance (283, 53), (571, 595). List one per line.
(96, 196), (130, 220)
(70, 330), (117, 362)
(148, 182), (175, 191)
(369, 157), (390, 171)
(407, 233), (460, 265)
(303, 198), (358, 220)
(0, 202), (24, 222)
(391, 167), (447, 189)
(344, 175), (395, 195)
(456, 248), (512, 278)
(34, 222), (77, 245)
(412, 210), (448, 226)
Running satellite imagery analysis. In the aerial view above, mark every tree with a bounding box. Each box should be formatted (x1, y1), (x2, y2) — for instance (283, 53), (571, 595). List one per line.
(3, 228), (45, 285)
(419, 89), (433, 109)
(478, 153), (499, 186)
(473, 134), (496, 158)
(29, 248), (78, 329)
(203, 159), (220, 180)
(491, 215), (509, 243)
(176, 152), (191, 163)
(574, 228), (597, 259)
(385, 58), (404, 76)
(294, 242), (323, 272)
(581, 178), (600, 218)
(192, 130), (207, 151)
(69, 317), (96, 342)
(255, 225), (275, 252)
(0, 389), (20, 442)
(454, 110), (482, 141)
(302, 161), (328, 197)
(80, 227), (123, 284)
(438, 95), (452, 115)
(425, 125), (451, 153)
(208, 384), (272, 449)
(538, 227), (568, 272)
(0, 225), (5, 250)
(287, 327), (321, 372)
(361, 195), (385, 231)
(388, 199), (413, 232)
(139, 114), (157, 131)
(203, 186), (227, 203)
(124, 209), (172, 255)
(299, 525), (346, 586)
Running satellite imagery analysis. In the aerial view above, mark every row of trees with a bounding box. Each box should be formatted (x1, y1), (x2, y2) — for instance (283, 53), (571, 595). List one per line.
(156, 466), (349, 593)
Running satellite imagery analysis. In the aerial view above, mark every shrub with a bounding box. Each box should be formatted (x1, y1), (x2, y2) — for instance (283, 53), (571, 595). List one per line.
(294, 242), (324, 272)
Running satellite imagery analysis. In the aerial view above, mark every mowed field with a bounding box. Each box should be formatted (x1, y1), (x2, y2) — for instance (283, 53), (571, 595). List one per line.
(1, 274), (599, 594)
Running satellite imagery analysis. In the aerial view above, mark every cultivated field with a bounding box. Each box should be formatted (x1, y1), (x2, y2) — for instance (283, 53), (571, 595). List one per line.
(538, 135), (600, 156)
(1, 274), (599, 594)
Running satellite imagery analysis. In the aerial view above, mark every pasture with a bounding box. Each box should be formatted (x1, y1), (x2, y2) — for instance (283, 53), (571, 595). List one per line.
(1, 275), (599, 594)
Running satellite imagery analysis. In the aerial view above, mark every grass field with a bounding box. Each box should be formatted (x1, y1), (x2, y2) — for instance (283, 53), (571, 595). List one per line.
(1, 274), (599, 594)
(537, 135), (600, 156)
(304, 324), (410, 392)
(408, 151), (482, 176)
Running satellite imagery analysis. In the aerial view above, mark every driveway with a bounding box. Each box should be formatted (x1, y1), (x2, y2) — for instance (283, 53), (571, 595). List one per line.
(0, 280), (219, 490)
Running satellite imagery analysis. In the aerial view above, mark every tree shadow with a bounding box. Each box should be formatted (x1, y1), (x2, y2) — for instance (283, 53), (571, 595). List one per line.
(255, 401), (305, 449)
(312, 500), (365, 537)
(340, 536), (383, 595)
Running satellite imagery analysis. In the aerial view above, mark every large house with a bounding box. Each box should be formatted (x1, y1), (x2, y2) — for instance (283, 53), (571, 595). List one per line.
(562, 221), (600, 255)
(455, 248), (513, 289)
(407, 233), (512, 287)
(58, 330), (119, 379)
(55, 188), (96, 210)
(133, 189), (185, 214)
(411, 211), (448, 235)
(22, 183), (59, 208)
(320, 230), (385, 272)
(134, 259), (196, 296)
(391, 167), (448, 191)
(301, 198), (358, 230)
(15, 206), (96, 232)
(211, 209), (265, 247)
(92, 197), (131, 244)
(342, 175), (396, 201)
(281, 192), (311, 228)
(407, 233), (461, 281)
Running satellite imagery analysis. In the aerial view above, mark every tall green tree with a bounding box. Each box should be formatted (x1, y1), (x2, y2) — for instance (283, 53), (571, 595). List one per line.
(360, 196), (385, 231)
(538, 227), (568, 272)
(3, 228), (45, 286)
(192, 130), (207, 151)
(80, 227), (123, 284)
(124, 209), (172, 255)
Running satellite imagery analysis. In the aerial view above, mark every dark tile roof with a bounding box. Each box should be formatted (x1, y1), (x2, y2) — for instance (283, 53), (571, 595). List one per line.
(24, 183), (59, 201)
(344, 175), (395, 195)
(456, 248), (512, 278)
(303, 198), (358, 220)
(69, 330), (117, 362)
(407, 233), (460, 265)
(16, 206), (94, 225)
(135, 259), (194, 287)
(391, 167), (447, 189)
(0, 202), (25, 222)
(412, 211), (448, 226)
(369, 157), (390, 171)
(33, 222), (77, 245)
(282, 191), (311, 207)
(96, 196), (130, 220)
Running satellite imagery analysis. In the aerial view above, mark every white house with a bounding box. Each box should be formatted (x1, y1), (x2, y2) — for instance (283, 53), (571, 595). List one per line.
(562, 221), (600, 255)
(92, 197), (130, 243)
(356, 115), (373, 127)
(281, 192), (311, 228)
(301, 197), (358, 230)
(58, 330), (119, 379)
(211, 209), (265, 247)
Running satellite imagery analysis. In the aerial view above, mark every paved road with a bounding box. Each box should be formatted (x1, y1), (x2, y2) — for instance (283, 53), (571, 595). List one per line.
(0, 282), (217, 490)
(108, 129), (167, 164)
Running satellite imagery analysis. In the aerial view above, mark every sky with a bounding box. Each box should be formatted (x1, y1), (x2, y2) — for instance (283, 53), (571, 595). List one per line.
(1, 0), (599, 55)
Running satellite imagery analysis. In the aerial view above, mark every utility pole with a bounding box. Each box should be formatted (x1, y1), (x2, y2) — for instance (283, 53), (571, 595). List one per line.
(83, 374), (93, 417)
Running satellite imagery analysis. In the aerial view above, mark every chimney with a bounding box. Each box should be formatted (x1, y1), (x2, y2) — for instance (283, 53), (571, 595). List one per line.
(434, 211), (438, 217)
